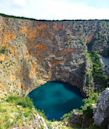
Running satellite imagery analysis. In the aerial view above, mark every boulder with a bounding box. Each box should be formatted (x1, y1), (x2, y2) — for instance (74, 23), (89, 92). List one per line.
(94, 88), (109, 128)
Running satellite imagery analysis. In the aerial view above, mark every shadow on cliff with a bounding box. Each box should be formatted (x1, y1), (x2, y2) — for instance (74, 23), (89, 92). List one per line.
(50, 62), (85, 89)
(20, 59), (32, 95)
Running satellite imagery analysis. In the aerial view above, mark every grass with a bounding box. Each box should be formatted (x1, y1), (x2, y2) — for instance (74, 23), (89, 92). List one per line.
(6, 95), (33, 109)
(0, 95), (73, 129)
(0, 95), (45, 129)
(0, 95), (102, 129)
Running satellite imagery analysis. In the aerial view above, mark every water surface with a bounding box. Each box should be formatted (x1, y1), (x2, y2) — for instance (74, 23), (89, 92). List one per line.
(28, 81), (83, 120)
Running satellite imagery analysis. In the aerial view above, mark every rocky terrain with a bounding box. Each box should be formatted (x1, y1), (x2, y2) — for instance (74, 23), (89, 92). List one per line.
(94, 88), (109, 128)
(0, 96), (49, 129)
(0, 14), (109, 97)
(0, 13), (109, 129)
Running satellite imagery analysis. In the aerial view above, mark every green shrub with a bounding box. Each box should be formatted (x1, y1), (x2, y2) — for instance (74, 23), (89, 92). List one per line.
(82, 106), (93, 118)
(63, 92), (99, 128)
(6, 96), (33, 109)
(88, 52), (108, 91)
(81, 92), (99, 118)
(0, 47), (8, 54)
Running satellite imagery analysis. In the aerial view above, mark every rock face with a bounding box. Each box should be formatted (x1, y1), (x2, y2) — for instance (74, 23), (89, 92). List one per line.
(0, 14), (109, 95)
(94, 88), (109, 128)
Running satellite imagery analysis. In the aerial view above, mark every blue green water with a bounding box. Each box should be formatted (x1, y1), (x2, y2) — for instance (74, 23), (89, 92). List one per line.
(28, 81), (83, 120)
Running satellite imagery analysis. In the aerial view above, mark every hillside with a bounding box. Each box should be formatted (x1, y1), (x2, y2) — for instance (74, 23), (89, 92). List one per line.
(0, 14), (109, 96)
(0, 13), (109, 129)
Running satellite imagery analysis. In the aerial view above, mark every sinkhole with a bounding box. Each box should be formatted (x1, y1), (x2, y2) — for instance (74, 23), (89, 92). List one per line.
(28, 81), (83, 120)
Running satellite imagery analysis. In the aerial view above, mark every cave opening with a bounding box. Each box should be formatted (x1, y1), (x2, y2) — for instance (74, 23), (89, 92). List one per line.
(28, 81), (83, 120)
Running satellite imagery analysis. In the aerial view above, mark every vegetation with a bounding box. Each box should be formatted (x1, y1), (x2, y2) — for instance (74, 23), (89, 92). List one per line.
(0, 12), (37, 21)
(0, 13), (108, 129)
(89, 52), (108, 90)
(85, 52), (94, 93)
(0, 12), (63, 21)
(81, 92), (99, 117)
(85, 51), (109, 93)
(0, 46), (8, 54)
(62, 90), (100, 129)
(0, 94), (101, 129)
(0, 95), (47, 129)
(6, 96), (33, 109)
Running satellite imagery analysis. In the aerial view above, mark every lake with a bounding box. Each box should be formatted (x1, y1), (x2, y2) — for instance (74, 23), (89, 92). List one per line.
(28, 81), (83, 120)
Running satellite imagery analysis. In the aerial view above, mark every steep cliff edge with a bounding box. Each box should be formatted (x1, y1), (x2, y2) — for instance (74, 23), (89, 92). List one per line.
(0, 14), (109, 96)
(94, 88), (109, 128)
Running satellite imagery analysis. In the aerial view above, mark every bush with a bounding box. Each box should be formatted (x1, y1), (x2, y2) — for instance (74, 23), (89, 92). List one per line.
(0, 47), (8, 54)
(88, 52), (108, 91)
(82, 106), (93, 118)
(81, 92), (99, 118)
(6, 96), (33, 109)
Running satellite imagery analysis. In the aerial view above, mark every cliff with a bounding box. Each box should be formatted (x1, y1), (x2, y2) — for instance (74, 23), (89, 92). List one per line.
(0, 14), (109, 96)
(94, 88), (109, 128)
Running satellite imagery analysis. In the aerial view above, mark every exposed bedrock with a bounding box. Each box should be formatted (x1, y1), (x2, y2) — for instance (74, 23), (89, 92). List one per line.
(0, 14), (109, 96)
(94, 88), (109, 128)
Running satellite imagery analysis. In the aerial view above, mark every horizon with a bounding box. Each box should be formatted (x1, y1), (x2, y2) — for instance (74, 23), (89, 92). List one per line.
(0, 0), (109, 20)
(1, 12), (109, 21)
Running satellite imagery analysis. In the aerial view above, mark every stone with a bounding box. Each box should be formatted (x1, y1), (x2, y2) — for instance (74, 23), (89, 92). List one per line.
(94, 88), (109, 128)
(0, 14), (109, 96)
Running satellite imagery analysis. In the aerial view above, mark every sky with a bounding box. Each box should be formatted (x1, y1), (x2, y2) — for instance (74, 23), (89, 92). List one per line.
(0, 0), (109, 20)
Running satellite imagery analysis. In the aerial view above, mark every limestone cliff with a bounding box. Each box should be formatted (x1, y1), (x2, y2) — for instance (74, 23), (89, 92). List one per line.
(0, 14), (109, 96)
(94, 88), (109, 128)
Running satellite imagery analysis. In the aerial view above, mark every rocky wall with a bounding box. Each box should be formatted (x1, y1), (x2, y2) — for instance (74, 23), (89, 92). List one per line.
(0, 14), (109, 96)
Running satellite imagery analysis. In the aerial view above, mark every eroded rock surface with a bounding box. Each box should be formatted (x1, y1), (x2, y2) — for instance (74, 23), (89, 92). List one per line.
(94, 88), (109, 128)
(0, 14), (109, 96)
